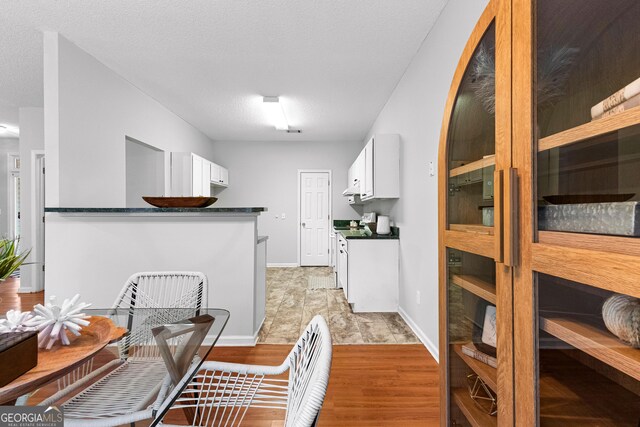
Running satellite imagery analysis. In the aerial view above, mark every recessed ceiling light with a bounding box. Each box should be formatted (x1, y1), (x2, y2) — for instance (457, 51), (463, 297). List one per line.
(262, 96), (289, 131)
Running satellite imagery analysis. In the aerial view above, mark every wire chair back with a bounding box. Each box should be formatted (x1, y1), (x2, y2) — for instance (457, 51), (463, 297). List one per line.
(161, 315), (332, 427)
(112, 271), (207, 360)
(284, 315), (332, 426)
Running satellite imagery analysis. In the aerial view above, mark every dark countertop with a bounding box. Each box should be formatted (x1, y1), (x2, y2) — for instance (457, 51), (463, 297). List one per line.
(337, 226), (400, 240)
(332, 219), (361, 229)
(45, 207), (266, 216)
(333, 219), (399, 240)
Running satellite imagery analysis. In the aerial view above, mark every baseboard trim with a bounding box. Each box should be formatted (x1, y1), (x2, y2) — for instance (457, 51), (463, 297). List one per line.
(398, 306), (439, 362)
(267, 263), (298, 267)
(209, 334), (258, 347)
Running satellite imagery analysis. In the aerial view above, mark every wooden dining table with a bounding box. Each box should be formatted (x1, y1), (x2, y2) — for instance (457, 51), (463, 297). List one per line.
(0, 316), (126, 404)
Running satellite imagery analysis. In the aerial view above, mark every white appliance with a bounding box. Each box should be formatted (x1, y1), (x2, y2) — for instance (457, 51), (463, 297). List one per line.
(337, 234), (349, 299)
(330, 230), (337, 271)
(360, 212), (377, 225)
(377, 215), (391, 234)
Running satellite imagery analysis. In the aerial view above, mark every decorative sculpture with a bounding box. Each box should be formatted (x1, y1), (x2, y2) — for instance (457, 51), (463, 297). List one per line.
(29, 294), (91, 349)
(602, 293), (640, 348)
(0, 309), (35, 333)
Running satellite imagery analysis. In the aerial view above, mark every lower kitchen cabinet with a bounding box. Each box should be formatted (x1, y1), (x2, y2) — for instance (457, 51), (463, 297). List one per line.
(339, 237), (399, 313)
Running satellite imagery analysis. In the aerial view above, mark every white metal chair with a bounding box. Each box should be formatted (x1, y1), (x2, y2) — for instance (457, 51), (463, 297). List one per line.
(41, 272), (208, 427)
(159, 315), (333, 427)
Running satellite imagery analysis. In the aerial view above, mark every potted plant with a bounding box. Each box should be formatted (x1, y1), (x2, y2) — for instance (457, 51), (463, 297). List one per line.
(0, 238), (30, 281)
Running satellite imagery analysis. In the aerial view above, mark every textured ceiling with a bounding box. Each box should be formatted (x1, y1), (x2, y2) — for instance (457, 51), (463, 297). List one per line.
(0, 0), (447, 141)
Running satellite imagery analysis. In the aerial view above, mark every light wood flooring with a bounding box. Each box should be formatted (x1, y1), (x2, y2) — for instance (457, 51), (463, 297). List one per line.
(1, 277), (440, 426)
(260, 267), (420, 345)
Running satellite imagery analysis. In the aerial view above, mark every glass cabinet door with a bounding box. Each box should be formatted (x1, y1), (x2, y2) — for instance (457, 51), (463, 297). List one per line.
(528, 1), (640, 425)
(536, 274), (640, 425)
(447, 23), (496, 236)
(446, 248), (499, 426)
(441, 12), (513, 424)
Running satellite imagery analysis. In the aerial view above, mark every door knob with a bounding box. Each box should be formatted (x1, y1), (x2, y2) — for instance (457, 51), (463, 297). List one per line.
(301, 222), (306, 227)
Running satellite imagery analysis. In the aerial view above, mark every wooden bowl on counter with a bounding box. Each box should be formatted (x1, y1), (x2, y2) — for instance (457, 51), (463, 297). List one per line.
(142, 196), (218, 208)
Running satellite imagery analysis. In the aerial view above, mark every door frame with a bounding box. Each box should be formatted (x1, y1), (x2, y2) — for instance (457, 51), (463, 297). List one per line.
(297, 169), (332, 267)
(7, 152), (20, 238)
(32, 151), (45, 292)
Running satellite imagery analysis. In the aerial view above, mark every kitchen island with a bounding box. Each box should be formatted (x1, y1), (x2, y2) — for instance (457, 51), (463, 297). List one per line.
(44, 207), (267, 345)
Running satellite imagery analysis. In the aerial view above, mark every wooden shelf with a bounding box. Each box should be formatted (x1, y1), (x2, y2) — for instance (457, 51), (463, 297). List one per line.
(539, 312), (640, 381)
(452, 387), (497, 427)
(538, 230), (640, 258)
(452, 343), (497, 392)
(450, 274), (496, 304)
(444, 230), (495, 259)
(449, 155), (495, 178)
(532, 243), (640, 299)
(538, 107), (640, 152)
(450, 224), (494, 236)
(539, 350), (640, 426)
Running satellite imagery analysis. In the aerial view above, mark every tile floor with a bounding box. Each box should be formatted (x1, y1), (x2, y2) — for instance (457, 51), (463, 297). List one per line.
(259, 267), (421, 345)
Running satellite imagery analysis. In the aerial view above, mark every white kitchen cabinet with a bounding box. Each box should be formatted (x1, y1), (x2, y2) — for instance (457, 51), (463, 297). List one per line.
(219, 166), (229, 186)
(347, 164), (355, 189)
(192, 155), (204, 196)
(337, 234), (349, 301)
(171, 152), (215, 196)
(209, 161), (229, 187)
(342, 236), (399, 312)
(359, 134), (399, 201)
(210, 162), (220, 183)
(361, 140), (373, 199)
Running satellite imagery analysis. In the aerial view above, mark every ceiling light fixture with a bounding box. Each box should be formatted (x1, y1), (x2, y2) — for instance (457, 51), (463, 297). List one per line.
(262, 96), (289, 130)
(0, 125), (19, 136)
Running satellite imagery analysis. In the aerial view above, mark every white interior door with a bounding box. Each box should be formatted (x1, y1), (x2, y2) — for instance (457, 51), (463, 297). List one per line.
(299, 171), (330, 266)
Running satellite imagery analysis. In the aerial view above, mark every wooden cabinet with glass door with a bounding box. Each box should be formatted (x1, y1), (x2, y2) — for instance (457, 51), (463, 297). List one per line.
(512, 0), (640, 425)
(438, 0), (513, 425)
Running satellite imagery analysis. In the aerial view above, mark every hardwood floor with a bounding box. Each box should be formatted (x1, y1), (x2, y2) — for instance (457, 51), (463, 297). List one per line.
(2, 279), (440, 426)
(0, 277), (43, 311)
(163, 344), (440, 427)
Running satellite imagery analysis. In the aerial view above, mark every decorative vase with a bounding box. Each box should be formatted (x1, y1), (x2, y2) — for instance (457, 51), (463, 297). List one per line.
(602, 293), (640, 348)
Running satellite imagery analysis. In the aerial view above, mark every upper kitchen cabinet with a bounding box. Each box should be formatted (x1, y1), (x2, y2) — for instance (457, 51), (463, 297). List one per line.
(210, 162), (229, 187)
(171, 152), (210, 197)
(358, 134), (400, 202)
(171, 152), (229, 196)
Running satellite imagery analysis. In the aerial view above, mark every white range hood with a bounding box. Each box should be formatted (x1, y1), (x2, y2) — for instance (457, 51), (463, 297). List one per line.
(342, 185), (360, 196)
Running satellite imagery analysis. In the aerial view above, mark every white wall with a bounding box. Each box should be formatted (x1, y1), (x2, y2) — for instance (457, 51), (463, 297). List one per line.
(18, 108), (45, 293)
(212, 140), (362, 264)
(125, 137), (165, 207)
(0, 138), (20, 237)
(364, 0), (489, 359)
(43, 32), (216, 208)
